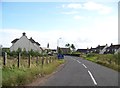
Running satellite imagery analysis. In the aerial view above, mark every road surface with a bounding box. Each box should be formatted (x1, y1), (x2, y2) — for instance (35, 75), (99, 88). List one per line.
(40, 56), (118, 86)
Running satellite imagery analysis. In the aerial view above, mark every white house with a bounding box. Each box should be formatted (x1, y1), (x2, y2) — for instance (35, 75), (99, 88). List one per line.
(10, 32), (42, 53)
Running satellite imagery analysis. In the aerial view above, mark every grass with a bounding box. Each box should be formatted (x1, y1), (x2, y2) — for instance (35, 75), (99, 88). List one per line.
(0, 56), (2, 88)
(83, 53), (120, 72)
(2, 56), (65, 86)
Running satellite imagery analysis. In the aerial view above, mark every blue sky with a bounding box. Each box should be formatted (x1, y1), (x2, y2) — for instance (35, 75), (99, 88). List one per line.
(0, 0), (119, 49)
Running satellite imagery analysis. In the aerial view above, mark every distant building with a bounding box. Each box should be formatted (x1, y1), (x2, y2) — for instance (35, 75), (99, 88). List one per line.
(105, 43), (120, 54)
(10, 32), (42, 53)
(96, 44), (108, 54)
(77, 43), (120, 54)
(89, 47), (97, 53)
(77, 49), (89, 54)
(59, 47), (71, 54)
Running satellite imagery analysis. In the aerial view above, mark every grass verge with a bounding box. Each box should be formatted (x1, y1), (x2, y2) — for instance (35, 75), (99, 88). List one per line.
(83, 53), (120, 72)
(2, 59), (65, 86)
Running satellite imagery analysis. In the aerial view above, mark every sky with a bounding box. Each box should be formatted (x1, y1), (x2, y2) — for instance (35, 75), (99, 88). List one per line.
(0, 0), (119, 49)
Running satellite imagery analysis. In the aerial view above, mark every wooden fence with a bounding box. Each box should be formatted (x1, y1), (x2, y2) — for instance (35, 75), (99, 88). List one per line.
(1, 52), (57, 68)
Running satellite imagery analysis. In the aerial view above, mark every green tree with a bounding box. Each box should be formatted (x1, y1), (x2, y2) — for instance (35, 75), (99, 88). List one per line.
(28, 49), (34, 56)
(58, 47), (63, 54)
(22, 48), (28, 57)
(71, 44), (76, 52)
(16, 48), (22, 53)
(65, 43), (70, 48)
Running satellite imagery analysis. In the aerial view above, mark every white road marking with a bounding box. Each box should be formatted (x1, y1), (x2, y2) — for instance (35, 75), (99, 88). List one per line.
(77, 60), (81, 63)
(70, 57), (76, 61)
(82, 64), (87, 68)
(88, 70), (97, 86)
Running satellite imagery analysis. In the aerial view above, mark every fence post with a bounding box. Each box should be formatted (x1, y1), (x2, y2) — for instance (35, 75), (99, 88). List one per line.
(47, 57), (49, 64)
(36, 56), (39, 66)
(17, 53), (20, 68)
(49, 56), (51, 63)
(28, 55), (31, 68)
(41, 57), (44, 68)
(3, 52), (7, 66)
(50, 56), (52, 63)
(46, 57), (48, 64)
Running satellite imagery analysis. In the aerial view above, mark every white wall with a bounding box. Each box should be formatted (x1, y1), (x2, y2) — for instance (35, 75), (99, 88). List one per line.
(10, 35), (41, 53)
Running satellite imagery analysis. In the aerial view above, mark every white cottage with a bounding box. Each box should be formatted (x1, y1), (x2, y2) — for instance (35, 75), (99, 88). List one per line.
(10, 32), (42, 53)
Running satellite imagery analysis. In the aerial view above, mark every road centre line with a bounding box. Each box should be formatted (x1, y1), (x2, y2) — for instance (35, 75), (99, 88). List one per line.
(70, 57), (76, 61)
(82, 64), (87, 68)
(74, 58), (97, 86)
(88, 70), (97, 86)
(77, 60), (81, 63)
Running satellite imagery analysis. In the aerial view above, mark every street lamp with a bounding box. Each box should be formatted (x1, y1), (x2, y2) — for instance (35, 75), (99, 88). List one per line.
(57, 38), (62, 53)
(0, 45), (2, 56)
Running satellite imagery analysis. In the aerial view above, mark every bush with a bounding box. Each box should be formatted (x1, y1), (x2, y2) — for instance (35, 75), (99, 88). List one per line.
(86, 53), (95, 57)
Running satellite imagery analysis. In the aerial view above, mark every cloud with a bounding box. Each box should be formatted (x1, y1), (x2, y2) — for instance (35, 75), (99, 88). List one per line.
(61, 11), (79, 15)
(83, 2), (112, 14)
(0, 16), (117, 49)
(62, 2), (112, 15)
(62, 3), (82, 9)
(73, 15), (83, 20)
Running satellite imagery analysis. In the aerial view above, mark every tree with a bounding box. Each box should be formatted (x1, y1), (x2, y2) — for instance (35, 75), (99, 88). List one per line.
(58, 47), (63, 54)
(65, 43), (70, 48)
(71, 44), (76, 52)
(47, 43), (49, 48)
(16, 48), (22, 53)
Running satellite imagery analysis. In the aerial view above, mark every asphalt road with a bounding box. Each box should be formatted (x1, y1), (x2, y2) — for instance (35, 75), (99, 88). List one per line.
(41, 56), (118, 86)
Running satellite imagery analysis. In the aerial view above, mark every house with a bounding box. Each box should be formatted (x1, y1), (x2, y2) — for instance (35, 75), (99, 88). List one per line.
(96, 44), (108, 54)
(77, 49), (89, 54)
(10, 32), (42, 53)
(89, 47), (97, 53)
(105, 43), (120, 54)
(59, 47), (71, 54)
(51, 49), (57, 54)
(88, 44), (108, 54)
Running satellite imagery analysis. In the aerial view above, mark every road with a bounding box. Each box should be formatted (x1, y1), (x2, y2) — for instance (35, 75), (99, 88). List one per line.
(40, 56), (118, 86)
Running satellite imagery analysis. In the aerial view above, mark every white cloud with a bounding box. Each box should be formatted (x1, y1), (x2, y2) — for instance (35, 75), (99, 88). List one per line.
(67, 3), (82, 9)
(62, 2), (112, 15)
(0, 16), (117, 49)
(73, 15), (83, 20)
(62, 3), (82, 9)
(83, 2), (103, 10)
(61, 11), (79, 15)
(83, 2), (112, 14)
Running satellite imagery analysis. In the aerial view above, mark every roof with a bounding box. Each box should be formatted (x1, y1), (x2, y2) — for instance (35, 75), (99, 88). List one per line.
(11, 33), (40, 46)
(77, 49), (88, 52)
(51, 49), (57, 51)
(29, 37), (40, 46)
(11, 38), (19, 43)
(89, 47), (97, 50)
(60, 48), (70, 50)
(96, 45), (106, 50)
(29, 37), (36, 43)
(107, 44), (120, 49)
(35, 42), (40, 46)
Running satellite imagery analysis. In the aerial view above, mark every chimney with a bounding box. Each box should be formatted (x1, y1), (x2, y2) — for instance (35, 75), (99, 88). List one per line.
(23, 32), (26, 36)
(106, 44), (108, 46)
(111, 43), (113, 46)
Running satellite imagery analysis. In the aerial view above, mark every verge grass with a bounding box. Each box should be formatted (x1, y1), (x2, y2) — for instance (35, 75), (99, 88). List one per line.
(83, 53), (119, 72)
(2, 57), (65, 86)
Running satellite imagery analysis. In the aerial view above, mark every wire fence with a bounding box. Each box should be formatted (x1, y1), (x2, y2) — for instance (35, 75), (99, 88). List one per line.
(1, 52), (57, 68)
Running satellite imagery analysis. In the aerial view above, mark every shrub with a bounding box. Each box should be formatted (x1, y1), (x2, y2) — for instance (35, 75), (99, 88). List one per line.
(86, 53), (95, 57)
